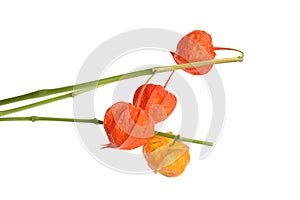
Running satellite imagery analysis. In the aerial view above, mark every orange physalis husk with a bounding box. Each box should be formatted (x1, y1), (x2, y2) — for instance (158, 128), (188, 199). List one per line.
(103, 101), (155, 150)
(133, 84), (177, 123)
(171, 30), (216, 75)
(143, 132), (190, 177)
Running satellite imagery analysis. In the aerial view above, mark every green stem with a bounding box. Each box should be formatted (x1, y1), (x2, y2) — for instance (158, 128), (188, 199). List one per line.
(0, 69), (152, 106)
(0, 116), (212, 146)
(155, 131), (213, 146)
(0, 93), (72, 117)
(0, 52), (243, 107)
(0, 51), (243, 117)
(153, 56), (242, 73)
(0, 116), (103, 124)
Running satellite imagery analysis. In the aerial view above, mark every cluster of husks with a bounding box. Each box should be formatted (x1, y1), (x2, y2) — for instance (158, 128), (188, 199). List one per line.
(103, 30), (216, 177)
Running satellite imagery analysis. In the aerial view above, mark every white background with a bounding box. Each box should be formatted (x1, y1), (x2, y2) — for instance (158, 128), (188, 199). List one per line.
(1, 0), (300, 199)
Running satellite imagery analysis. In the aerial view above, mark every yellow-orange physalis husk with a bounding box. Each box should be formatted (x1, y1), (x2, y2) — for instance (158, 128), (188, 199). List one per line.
(103, 101), (155, 150)
(143, 132), (190, 177)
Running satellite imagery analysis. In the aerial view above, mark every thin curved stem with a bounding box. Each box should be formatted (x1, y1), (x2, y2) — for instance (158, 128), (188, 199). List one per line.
(164, 71), (175, 89)
(135, 73), (156, 108)
(0, 116), (213, 146)
(213, 47), (245, 59)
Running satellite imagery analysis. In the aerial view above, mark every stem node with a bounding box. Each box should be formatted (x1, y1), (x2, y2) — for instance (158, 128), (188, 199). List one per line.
(31, 116), (36, 122)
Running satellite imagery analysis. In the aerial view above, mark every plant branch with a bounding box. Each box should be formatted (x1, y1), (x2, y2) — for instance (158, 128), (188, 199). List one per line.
(0, 116), (103, 124)
(0, 93), (73, 117)
(0, 50), (243, 117)
(0, 116), (212, 146)
(155, 131), (213, 146)
(0, 52), (243, 108)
